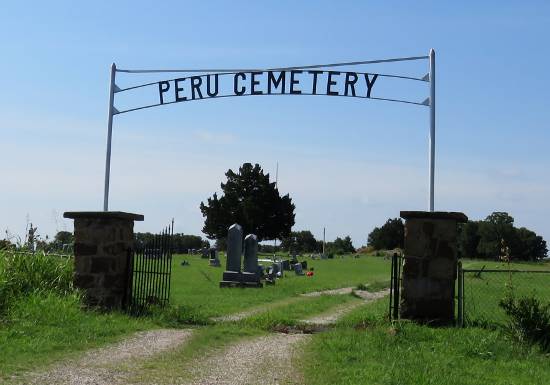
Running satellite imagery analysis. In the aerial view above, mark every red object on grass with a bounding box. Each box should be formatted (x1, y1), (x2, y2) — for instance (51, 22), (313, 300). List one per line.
(306, 271), (314, 277)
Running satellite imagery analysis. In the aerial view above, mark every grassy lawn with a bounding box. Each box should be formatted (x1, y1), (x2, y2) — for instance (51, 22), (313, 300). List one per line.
(169, 253), (390, 319)
(0, 251), (386, 379)
(301, 298), (550, 385)
(461, 259), (550, 271)
(4, 249), (548, 384)
(460, 259), (550, 326)
(240, 293), (360, 329)
(0, 293), (156, 380)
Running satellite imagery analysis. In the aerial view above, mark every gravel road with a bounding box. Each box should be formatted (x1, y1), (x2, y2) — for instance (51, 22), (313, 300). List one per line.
(302, 288), (390, 325)
(17, 329), (192, 385)
(186, 334), (309, 385)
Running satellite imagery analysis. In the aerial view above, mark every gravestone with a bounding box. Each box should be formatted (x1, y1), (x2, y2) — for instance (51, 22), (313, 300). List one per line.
(265, 265), (276, 285)
(201, 247), (209, 259)
(271, 262), (280, 276)
(282, 259), (291, 271)
(242, 234), (262, 286)
(399, 211), (468, 324)
(220, 224), (243, 286)
(293, 263), (304, 275)
(209, 248), (220, 267)
(276, 261), (283, 277)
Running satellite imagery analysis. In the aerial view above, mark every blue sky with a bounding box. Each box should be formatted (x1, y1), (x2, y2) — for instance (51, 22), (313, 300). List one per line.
(1, 1), (549, 246)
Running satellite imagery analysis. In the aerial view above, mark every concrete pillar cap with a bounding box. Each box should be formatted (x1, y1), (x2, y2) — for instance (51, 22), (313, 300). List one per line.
(63, 211), (144, 221)
(400, 211), (467, 223)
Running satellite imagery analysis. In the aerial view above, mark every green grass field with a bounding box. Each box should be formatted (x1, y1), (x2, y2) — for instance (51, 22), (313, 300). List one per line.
(169, 253), (390, 319)
(0, 251), (388, 379)
(460, 259), (550, 326)
(2, 250), (549, 384)
(301, 297), (550, 385)
(0, 293), (156, 378)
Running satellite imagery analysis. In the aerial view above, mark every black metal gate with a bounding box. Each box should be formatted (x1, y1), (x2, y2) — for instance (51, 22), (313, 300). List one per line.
(388, 253), (403, 320)
(126, 221), (173, 313)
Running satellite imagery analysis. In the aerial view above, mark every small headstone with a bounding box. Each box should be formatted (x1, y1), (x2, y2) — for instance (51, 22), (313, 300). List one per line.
(242, 234), (260, 283)
(209, 248), (221, 267)
(293, 263), (304, 275)
(265, 266), (276, 285)
(257, 265), (265, 277)
(282, 259), (291, 271)
(276, 261), (283, 277)
(221, 224), (242, 284)
(271, 263), (279, 276)
(201, 247), (209, 259)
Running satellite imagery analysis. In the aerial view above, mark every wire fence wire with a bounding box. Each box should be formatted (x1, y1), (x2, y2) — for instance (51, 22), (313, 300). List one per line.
(460, 268), (550, 327)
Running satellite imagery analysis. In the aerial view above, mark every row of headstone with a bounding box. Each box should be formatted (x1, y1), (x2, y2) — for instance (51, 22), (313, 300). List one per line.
(187, 247), (210, 257)
(220, 224), (262, 287)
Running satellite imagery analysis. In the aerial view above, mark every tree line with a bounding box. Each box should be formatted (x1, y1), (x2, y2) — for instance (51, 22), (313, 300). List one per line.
(278, 230), (355, 255)
(134, 232), (209, 253)
(457, 212), (547, 261)
(366, 212), (547, 261)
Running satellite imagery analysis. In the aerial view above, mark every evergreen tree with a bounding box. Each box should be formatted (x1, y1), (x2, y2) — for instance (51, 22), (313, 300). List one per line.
(200, 163), (295, 241)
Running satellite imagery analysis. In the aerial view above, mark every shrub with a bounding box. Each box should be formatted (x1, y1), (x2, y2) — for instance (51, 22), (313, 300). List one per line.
(499, 295), (550, 352)
(0, 251), (73, 313)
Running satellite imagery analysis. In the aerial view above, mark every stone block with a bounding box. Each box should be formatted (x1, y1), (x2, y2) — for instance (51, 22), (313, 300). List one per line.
(91, 257), (115, 274)
(103, 274), (126, 290)
(101, 242), (127, 256)
(74, 242), (98, 256)
(74, 274), (96, 289)
(402, 257), (423, 277)
(427, 258), (456, 280)
(74, 255), (92, 274)
(223, 271), (241, 282)
(241, 271), (260, 283)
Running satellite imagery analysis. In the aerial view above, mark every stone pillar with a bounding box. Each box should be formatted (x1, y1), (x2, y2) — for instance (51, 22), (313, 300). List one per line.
(242, 234), (260, 283)
(221, 223), (242, 284)
(399, 211), (468, 324)
(63, 211), (144, 309)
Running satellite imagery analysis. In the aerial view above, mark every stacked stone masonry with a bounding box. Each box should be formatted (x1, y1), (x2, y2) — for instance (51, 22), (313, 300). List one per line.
(399, 211), (468, 324)
(64, 211), (144, 309)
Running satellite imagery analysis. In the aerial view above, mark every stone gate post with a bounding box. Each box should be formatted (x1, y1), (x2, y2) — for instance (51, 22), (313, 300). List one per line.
(399, 211), (468, 324)
(63, 211), (144, 309)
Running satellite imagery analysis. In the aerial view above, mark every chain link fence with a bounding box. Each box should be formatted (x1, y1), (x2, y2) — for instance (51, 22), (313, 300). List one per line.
(458, 266), (550, 327)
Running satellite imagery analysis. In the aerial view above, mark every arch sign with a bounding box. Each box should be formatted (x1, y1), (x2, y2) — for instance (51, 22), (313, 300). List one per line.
(103, 50), (436, 212)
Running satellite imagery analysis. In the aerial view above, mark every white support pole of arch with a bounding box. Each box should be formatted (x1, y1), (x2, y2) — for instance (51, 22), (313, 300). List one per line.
(428, 49), (435, 212)
(103, 63), (117, 212)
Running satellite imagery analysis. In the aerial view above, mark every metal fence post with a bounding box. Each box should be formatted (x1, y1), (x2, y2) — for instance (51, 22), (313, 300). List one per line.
(457, 261), (463, 327)
(389, 252), (395, 320)
(393, 253), (400, 320)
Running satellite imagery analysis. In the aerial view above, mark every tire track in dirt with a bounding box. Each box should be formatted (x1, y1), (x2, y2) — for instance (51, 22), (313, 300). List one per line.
(15, 329), (192, 385)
